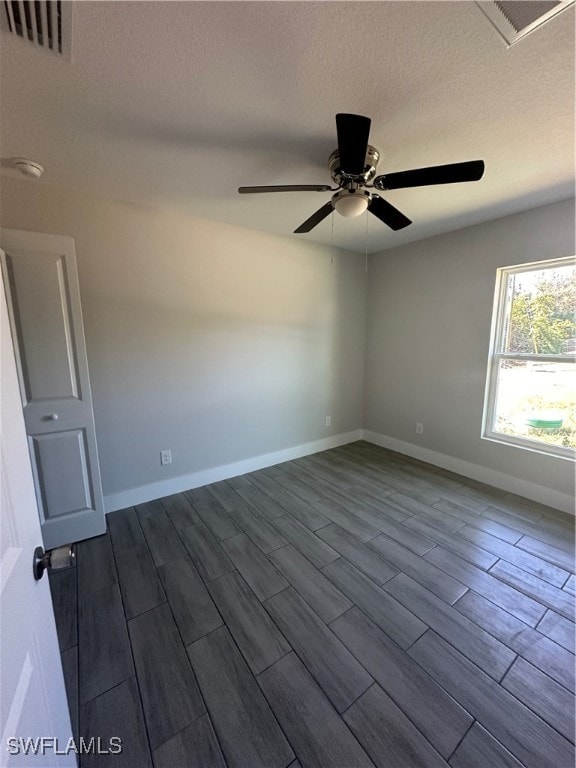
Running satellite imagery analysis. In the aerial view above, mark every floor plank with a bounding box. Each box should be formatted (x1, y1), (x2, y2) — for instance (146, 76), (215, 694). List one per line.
(235, 483), (288, 520)
(263, 465), (327, 505)
(368, 535), (468, 605)
(247, 471), (332, 530)
(316, 524), (399, 586)
(139, 509), (187, 567)
(449, 722), (523, 768)
(409, 630), (574, 768)
(107, 507), (145, 552)
(456, 480), (509, 507)
(337, 485), (410, 524)
(205, 479), (244, 512)
(537, 609), (575, 653)
(158, 556), (223, 644)
(188, 627), (294, 768)
(343, 684), (449, 768)
(115, 541), (166, 620)
(489, 493), (554, 522)
(501, 656), (575, 742)
(482, 506), (575, 555)
(269, 545), (352, 623)
(48, 567), (77, 651)
(348, 511), (437, 555)
(208, 570), (290, 674)
(384, 573), (515, 680)
(387, 492), (464, 533)
(161, 492), (202, 529)
(455, 589), (575, 693)
(135, 500), (165, 520)
(223, 534), (288, 601)
(264, 587), (373, 713)
(193, 499), (240, 541)
(78, 583), (134, 704)
(271, 514), (339, 568)
(432, 499), (523, 543)
(330, 608), (472, 759)
(79, 677), (152, 768)
(297, 456), (354, 491)
(227, 500), (287, 553)
(61, 645), (78, 744)
(310, 482), (410, 529)
(312, 498), (381, 542)
(77, 534), (117, 598)
(403, 516), (498, 569)
(323, 559), (427, 650)
(515, 534), (576, 574)
(180, 521), (234, 582)
(152, 713), (227, 768)
(128, 602), (205, 749)
(424, 545), (546, 626)
(185, 486), (216, 506)
(257, 652), (375, 768)
(457, 526), (569, 586)
(489, 559), (575, 620)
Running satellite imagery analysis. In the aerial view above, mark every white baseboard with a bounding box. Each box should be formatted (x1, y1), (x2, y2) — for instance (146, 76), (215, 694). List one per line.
(364, 430), (575, 516)
(104, 430), (364, 513)
(104, 426), (574, 516)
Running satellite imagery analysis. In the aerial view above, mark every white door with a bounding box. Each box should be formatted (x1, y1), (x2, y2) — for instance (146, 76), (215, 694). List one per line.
(1, 267), (75, 766)
(0, 230), (105, 549)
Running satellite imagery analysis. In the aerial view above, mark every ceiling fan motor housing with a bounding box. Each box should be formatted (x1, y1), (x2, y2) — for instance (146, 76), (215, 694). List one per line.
(329, 145), (380, 187)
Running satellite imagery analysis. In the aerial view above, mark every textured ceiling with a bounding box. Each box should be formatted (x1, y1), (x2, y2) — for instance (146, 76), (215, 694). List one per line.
(0, 1), (574, 253)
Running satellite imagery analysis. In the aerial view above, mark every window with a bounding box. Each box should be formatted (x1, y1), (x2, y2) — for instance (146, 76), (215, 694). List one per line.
(483, 256), (576, 459)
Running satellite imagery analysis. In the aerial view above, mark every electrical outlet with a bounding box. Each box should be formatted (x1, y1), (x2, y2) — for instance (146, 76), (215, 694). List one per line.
(325, 416), (331, 427)
(416, 422), (424, 435)
(160, 449), (172, 465)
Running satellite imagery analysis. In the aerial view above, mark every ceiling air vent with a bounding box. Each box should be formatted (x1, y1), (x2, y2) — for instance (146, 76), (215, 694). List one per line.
(475, 0), (574, 45)
(2, 1), (72, 59)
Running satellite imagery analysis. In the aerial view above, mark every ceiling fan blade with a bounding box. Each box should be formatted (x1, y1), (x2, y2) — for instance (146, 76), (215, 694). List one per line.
(294, 202), (334, 233)
(336, 113), (371, 176)
(368, 195), (412, 231)
(375, 160), (485, 190)
(239, 185), (333, 194)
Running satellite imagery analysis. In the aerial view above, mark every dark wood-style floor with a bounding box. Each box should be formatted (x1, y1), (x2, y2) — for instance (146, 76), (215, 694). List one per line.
(49, 441), (576, 768)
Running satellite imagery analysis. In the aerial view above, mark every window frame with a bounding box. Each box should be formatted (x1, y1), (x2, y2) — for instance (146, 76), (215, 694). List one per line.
(482, 256), (576, 461)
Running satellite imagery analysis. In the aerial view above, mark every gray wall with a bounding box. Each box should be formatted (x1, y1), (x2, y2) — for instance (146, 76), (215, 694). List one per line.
(1, 178), (367, 502)
(2, 177), (573, 509)
(364, 198), (575, 499)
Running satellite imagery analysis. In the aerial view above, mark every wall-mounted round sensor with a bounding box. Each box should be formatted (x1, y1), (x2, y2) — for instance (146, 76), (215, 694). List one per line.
(13, 158), (44, 178)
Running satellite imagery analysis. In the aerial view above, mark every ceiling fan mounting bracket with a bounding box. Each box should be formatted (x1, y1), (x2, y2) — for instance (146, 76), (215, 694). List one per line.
(329, 145), (380, 187)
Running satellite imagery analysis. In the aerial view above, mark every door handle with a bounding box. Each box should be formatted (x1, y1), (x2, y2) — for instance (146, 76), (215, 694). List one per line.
(33, 547), (50, 580)
(33, 545), (75, 580)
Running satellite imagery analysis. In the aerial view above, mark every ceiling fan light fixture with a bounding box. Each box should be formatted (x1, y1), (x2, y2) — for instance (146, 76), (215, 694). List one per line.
(332, 189), (370, 218)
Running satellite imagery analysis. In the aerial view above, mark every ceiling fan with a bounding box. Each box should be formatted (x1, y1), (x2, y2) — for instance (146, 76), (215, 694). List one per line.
(238, 114), (485, 234)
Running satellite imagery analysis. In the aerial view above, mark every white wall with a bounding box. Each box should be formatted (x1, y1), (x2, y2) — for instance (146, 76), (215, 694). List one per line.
(0, 178), (367, 509)
(364, 198), (575, 509)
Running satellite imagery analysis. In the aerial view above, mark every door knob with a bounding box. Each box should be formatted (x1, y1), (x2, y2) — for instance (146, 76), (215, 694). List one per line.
(33, 545), (75, 580)
(33, 547), (50, 580)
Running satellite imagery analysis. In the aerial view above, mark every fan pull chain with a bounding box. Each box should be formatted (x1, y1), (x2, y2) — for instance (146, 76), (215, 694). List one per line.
(330, 211), (334, 266)
(365, 209), (369, 271)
